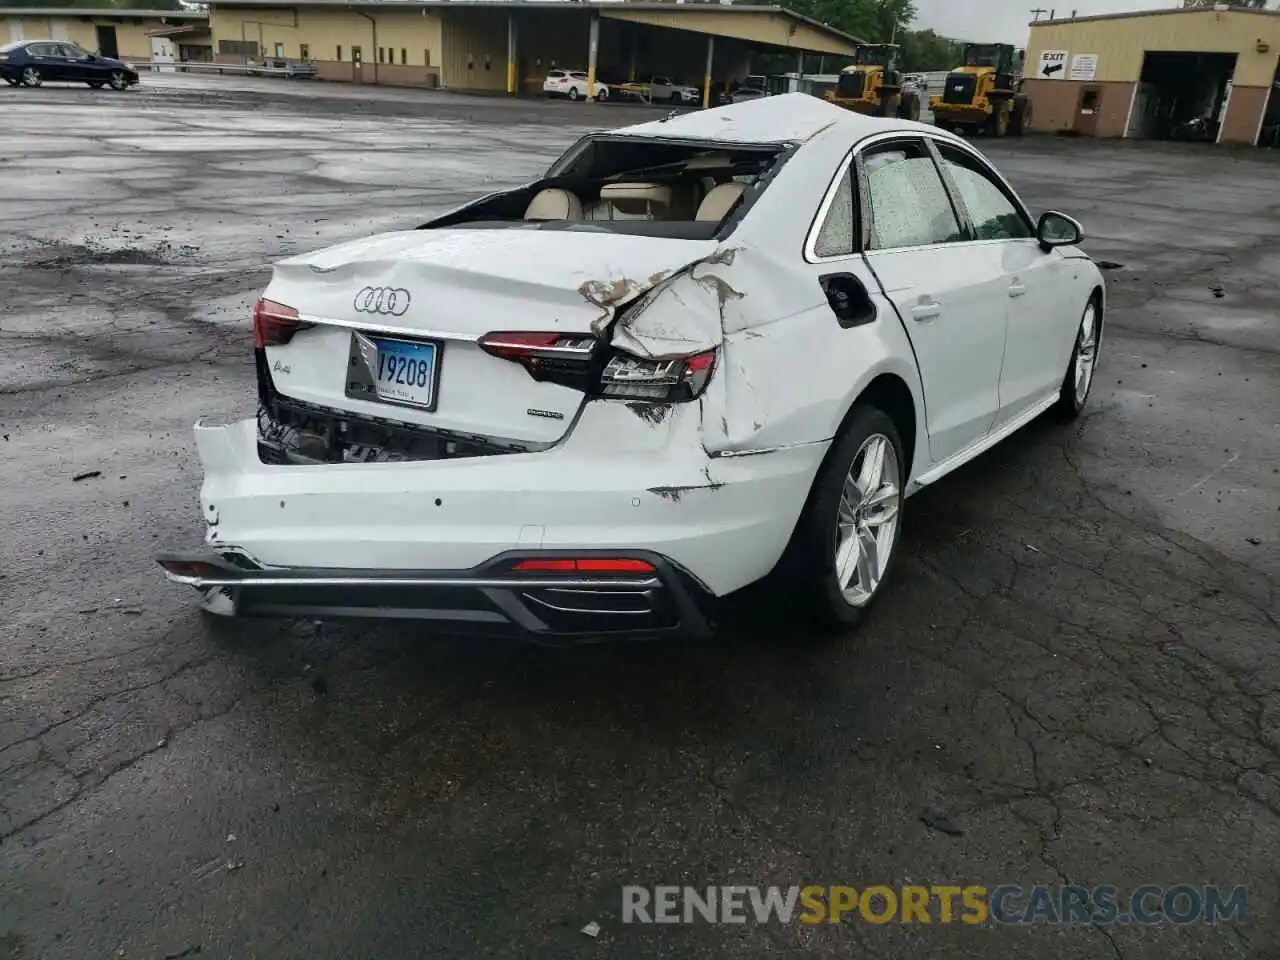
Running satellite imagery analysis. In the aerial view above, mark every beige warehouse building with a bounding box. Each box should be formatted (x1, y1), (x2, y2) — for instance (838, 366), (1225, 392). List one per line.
(1, 8), (210, 62)
(1023, 6), (1280, 146)
(2, 1), (859, 100)
(207, 0), (859, 98)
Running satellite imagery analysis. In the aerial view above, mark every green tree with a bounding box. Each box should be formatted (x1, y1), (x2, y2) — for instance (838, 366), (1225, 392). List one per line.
(783, 0), (917, 42)
(899, 29), (965, 71)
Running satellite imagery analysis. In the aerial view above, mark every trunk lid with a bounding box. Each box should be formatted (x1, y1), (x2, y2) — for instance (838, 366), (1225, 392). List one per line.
(261, 227), (716, 445)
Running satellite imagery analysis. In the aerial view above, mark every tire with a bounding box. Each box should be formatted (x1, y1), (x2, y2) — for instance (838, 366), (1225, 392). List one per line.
(1054, 294), (1103, 419)
(1011, 97), (1032, 137)
(595, 86), (608, 102)
(897, 92), (920, 122)
(108, 71), (129, 91)
(778, 406), (907, 629)
(88, 81), (104, 89)
(20, 66), (42, 88)
(986, 105), (1010, 137)
(568, 86), (580, 101)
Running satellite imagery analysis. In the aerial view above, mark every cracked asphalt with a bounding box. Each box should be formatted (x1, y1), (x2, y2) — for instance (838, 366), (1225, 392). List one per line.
(1, 75), (1278, 960)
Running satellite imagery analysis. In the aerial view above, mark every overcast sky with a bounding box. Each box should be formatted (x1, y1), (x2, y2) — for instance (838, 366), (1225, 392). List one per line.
(912, 0), (1181, 45)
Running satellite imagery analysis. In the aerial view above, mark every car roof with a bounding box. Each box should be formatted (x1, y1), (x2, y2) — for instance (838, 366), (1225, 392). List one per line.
(611, 92), (936, 147)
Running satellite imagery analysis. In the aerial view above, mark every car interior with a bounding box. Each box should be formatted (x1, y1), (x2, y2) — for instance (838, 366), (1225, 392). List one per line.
(422, 137), (789, 239)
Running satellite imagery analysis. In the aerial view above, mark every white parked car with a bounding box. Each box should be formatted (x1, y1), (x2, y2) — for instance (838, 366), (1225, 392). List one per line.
(542, 68), (608, 101)
(161, 94), (1103, 640)
(645, 75), (701, 103)
(731, 86), (768, 103)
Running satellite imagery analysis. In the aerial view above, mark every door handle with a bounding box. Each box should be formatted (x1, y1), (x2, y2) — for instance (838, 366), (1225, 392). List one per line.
(911, 299), (941, 322)
(1009, 279), (1028, 298)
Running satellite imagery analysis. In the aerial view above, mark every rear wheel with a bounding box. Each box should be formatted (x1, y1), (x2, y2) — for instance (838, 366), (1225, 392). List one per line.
(987, 105), (1010, 137)
(1055, 296), (1102, 419)
(1011, 96), (1032, 136)
(897, 92), (921, 122)
(594, 86), (608, 101)
(779, 406), (906, 629)
(568, 86), (581, 101)
(20, 66), (41, 87)
(108, 70), (129, 91)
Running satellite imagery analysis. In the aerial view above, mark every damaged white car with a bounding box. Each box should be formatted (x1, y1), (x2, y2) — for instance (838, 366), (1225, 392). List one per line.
(160, 93), (1104, 640)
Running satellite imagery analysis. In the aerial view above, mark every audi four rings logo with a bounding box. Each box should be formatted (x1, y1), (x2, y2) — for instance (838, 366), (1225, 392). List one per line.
(353, 286), (411, 316)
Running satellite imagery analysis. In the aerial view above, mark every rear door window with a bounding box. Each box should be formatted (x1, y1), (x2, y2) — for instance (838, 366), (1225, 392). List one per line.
(860, 139), (964, 251)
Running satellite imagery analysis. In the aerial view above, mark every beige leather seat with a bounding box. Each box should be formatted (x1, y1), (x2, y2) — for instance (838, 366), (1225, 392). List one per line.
(524, 188), (583, 221)
(695, 181), (747, 222)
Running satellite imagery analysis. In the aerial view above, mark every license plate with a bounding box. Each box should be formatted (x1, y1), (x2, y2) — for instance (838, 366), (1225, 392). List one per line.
(349, 333), (440, 411)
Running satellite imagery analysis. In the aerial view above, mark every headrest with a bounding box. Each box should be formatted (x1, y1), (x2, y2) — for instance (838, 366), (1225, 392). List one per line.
(599, 182), (672, 215)
(695, 181), (748, 222)
(524, 188), (583, 221)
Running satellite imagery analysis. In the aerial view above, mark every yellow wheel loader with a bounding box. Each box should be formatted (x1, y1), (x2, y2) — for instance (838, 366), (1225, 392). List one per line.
(929, 43), (1032, 137)
(824, 44), (922, 122)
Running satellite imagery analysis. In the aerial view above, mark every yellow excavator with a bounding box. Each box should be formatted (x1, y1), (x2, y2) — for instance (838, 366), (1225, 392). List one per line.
(929, 43), (1032, 137)
(824, 44), (921, 122)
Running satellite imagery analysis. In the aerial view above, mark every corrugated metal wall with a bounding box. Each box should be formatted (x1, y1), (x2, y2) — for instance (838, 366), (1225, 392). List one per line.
(1026, 9), (1280, 87)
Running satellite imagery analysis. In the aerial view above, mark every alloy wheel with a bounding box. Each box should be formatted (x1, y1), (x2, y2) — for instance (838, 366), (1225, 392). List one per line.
(1074, 302), (1099, 404)
(834, 434), (901, 607)
(109, 71), (128, 90)
(21, 66), (41, 87)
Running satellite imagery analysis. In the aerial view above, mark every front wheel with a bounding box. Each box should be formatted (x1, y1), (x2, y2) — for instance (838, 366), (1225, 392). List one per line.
(1055, 296), (1102, 419)
(594, 86), (608, 101)
(780, 406), (906, 629)
(568, 86), (580, 101)
(108, 71), (129, 91)
(20, 66), (41, 87)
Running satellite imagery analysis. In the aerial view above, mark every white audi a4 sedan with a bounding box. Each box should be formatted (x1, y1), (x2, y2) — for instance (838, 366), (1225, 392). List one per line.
(160, 93), (1104, 641)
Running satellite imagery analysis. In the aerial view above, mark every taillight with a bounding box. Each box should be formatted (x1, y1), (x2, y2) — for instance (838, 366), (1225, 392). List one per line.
(479, 330), (717, 403)
(478, 331), (598, 390)
(253, 298), (309, 347)
(597, 348), (717, 402)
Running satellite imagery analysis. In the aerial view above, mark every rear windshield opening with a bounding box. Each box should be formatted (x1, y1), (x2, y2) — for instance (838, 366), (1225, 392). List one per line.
(425, 137), (788, 239)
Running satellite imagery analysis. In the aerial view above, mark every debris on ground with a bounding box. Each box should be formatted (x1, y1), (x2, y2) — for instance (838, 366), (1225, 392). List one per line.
(1246, 537), (1262, 545)
(580, 921), (601, 938)
(72, 470), (102, 482)
(1024, 543), (1041, 554)
(920, 806), (965, 836)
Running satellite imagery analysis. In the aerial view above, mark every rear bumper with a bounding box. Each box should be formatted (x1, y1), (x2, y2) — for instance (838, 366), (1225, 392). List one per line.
(159, 548), (714, 642)
(187, 402), (826, 601)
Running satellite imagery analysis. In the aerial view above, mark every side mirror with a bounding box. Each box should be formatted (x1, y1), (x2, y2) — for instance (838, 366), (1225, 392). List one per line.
(1037, 211), (1083, 251)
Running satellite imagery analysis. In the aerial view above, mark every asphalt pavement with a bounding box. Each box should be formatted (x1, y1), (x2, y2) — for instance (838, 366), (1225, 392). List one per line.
(1, 75), (1278, 960)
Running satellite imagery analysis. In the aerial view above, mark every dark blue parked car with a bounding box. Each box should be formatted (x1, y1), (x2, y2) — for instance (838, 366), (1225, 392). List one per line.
(0, 39), (139, 90)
